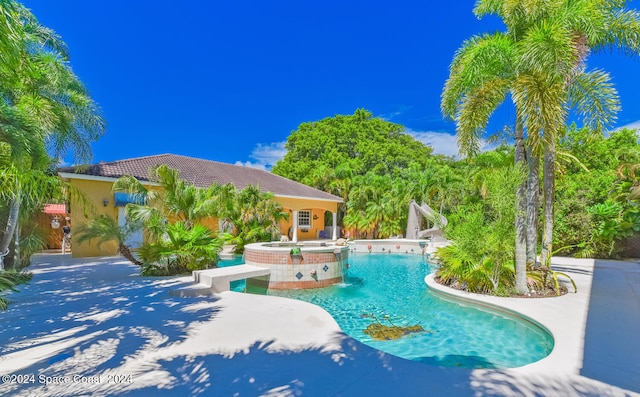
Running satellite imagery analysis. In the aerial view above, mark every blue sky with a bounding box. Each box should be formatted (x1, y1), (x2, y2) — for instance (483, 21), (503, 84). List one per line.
(24, 1), (640, 169)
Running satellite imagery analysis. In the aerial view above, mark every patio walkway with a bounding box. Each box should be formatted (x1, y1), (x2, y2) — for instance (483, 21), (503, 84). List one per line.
(0, 253), (638, 396)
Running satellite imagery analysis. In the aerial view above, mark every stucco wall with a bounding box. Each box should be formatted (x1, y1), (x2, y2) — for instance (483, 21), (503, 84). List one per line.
(69, 178), (119, 257)
(275, 197), (340, 241)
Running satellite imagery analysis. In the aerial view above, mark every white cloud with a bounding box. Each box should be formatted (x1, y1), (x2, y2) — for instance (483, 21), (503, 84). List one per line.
(235, 141), (287, 170)
(618, 120), (640, 131)
(234, 160), (268, 170)
(404, 129), (459, 157)
(405, 128), (498, 158)
(378, 106), (413, 122)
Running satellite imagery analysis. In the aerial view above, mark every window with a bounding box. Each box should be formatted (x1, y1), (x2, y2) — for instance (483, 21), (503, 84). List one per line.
(298, 210), (311, 228)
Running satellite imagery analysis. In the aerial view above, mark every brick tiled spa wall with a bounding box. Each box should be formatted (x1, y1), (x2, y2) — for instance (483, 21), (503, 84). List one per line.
(244, 244), (349, 290)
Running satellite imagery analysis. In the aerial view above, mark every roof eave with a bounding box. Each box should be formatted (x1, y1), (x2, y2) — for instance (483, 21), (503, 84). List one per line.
(58, 172), (161, 186)
(273, 193), (343, 203)
(59, 172), (343, 203)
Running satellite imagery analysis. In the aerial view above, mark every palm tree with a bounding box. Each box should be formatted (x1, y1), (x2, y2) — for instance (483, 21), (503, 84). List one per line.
(114, 166), (286, 256)
(113, 164), (220, 241)
(343, 172), (392, 238)
(0, 162), (71, 268)
(75, 215), (143, 266)
(520, 1), (639, 267)
(218, 185), (289, 252)
(481, 0), (637, 267)
(0, 2), (105, 268)
(442, 0), (631, 292)
(441, 26), (532, 293)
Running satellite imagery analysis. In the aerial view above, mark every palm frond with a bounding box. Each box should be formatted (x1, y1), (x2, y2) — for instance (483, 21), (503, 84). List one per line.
(473, 0), (504, 19)
(597, 8), (640, 54)
(442, 32), (515, 119)
(517, 18), (577, 79)
(0, 270), (32, 310)
(456, 77), (511, 156)
(568, 69), (620, 132)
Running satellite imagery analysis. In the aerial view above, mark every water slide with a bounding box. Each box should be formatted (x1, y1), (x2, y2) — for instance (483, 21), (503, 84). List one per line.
(405, 200), (448, 240)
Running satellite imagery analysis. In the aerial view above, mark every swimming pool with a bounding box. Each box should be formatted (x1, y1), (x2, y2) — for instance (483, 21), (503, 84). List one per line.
(222, 253), (553, 368)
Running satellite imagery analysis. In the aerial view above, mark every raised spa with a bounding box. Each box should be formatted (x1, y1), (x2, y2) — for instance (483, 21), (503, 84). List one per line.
(243, 241), (350, 289)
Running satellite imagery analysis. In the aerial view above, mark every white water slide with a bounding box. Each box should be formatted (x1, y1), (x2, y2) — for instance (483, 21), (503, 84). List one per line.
(405, 200), (448, 240)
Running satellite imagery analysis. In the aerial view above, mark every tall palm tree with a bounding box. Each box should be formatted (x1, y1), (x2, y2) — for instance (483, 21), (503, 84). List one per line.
(0, 2), (105, 268)
(519, 1), (639, 266)
(441, 27), (532, 293)
(442, 0), (629, 292)
(488, 0), (637, 266)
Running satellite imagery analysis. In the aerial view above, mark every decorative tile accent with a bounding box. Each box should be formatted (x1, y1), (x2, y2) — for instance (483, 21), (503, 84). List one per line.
(323, 265), (329, 272)
(295, 272), (303, 280)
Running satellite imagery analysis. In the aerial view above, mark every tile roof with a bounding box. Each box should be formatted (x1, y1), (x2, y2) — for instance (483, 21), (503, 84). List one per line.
(58, 154), (342, 202)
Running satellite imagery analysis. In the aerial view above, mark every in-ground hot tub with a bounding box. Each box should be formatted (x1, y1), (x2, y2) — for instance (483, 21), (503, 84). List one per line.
(243, 241), (349, 290)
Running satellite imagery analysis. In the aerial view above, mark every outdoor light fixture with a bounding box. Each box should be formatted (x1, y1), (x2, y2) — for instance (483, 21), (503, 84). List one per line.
(50, 216), (60, 229)
(103, 198), (109, 207)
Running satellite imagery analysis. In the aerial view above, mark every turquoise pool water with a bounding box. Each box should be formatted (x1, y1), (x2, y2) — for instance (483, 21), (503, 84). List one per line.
(221, 253), (553, 368)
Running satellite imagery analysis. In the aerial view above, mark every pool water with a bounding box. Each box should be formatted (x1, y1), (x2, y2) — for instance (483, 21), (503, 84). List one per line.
(221, 253), (553, 369)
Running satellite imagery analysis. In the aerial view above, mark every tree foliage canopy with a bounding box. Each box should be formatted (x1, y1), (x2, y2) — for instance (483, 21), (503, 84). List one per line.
(272, 109), (434, 187)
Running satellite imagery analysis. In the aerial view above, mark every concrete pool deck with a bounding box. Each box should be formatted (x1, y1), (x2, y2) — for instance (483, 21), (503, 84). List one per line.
(0, 253), (638, 396)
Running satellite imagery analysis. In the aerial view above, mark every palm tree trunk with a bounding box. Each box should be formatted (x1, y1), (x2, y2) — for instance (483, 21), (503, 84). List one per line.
(0, 192), (21, 271)
(119, 244), (143, 266)
(13, 222), (20, 270)
(526, 146), (539, 266)
(540, 140), (555, 268)
(514, 118), (528, 294)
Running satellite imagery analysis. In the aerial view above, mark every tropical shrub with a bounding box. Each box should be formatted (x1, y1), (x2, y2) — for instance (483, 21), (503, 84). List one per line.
(136, 222), (223, 276)
(526, 264), (577, 296)
(436, 167), (521, 295)
(14, 226), (47, 268)
(555, 127), (640, 258)
(436, 204), (515, 295)
(217, 185), (288, 253)
(578, 201), (640, 258)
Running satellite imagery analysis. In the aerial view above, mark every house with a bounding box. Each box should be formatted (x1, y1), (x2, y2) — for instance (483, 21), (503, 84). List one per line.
(57, 154), (343, 257)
